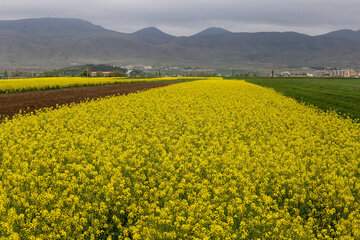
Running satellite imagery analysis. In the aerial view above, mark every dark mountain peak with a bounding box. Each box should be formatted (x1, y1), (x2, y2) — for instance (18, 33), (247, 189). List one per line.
(132, 27), (175, 44)
(133, 26), (163, 34)
(193, 27), (232, 37)
(0, 18), (109, 37)
(319, 28), (360, 41)
(326, 29), (355, 34)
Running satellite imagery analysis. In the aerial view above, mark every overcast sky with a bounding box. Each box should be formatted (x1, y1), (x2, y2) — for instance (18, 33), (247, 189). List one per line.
(0, 0), (359, 36)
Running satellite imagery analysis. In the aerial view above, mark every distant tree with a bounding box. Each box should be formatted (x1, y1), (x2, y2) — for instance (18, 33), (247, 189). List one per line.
(132, 70), (146, 78)
(3, 70), (8, 79)
(128, 70), (136, 78)
(109, 70), (124, 77)
(96, 71), (104, 77)
(80, 69), (89, 77)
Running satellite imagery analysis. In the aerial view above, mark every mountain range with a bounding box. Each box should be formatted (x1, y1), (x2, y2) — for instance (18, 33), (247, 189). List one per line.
(1, 18), (360, 70)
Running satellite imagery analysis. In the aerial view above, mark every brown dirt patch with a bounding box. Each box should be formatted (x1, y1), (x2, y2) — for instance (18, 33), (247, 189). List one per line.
(0, 82), (176, 122)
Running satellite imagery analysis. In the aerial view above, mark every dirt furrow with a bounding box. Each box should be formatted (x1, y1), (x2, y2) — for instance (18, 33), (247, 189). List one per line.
(0, 82), (176, 122)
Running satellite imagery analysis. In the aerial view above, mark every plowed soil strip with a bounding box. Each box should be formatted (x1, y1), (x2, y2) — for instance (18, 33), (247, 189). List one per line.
(0, 82), (176, 122)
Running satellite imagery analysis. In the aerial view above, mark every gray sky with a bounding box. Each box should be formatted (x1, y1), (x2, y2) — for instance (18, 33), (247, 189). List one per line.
(0, 0), (359, 36)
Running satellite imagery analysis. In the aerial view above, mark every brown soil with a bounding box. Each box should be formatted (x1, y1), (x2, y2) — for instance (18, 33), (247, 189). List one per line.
(0, 82), (176, 122)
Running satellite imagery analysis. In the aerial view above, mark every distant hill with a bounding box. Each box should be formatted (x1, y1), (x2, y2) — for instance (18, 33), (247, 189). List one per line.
(0, 18), (110, 37)
(192, 27), (232, 37)
(320, 29), (360, 42)
(1, 18), (360, 70)
(132, 27), (176, 44)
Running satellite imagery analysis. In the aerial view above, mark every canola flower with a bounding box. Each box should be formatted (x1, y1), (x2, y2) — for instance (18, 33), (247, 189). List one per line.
(0, 76), (204, 94)
(0, 79), (359, 239)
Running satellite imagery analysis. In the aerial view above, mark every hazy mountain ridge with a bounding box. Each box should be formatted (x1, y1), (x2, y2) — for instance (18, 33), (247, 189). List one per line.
(0, 18), (110, 37)
(192, 27), (232, 37)
(132, 27), (176, 44)
(320, 29), (360, 42)
(1, 18), (360, 69)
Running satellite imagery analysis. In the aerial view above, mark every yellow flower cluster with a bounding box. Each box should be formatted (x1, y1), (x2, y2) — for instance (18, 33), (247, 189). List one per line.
(0, 76), (205, 94)
(0, 80), (359, 239)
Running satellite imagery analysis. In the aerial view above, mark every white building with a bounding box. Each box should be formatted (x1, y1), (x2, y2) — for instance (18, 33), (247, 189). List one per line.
(306, 73), (314, 77)
(281, 71), (291, 77)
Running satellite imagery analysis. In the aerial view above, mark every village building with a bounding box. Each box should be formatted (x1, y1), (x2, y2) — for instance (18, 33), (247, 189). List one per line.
(330, 69), (358, 77)
(280, 71), (291, 77)
(91, 71), (111, 77)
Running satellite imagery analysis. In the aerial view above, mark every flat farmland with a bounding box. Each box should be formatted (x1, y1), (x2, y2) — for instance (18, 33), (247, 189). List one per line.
(0, 76), (206, 121)
(0, 76), (205, 94)
(1, 79), (359, 239)
(0, 81), (179, 121)
(244, 77), (360, 121)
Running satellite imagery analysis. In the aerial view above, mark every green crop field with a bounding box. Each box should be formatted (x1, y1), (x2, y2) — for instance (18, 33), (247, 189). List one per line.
(243, 77), (360, 121)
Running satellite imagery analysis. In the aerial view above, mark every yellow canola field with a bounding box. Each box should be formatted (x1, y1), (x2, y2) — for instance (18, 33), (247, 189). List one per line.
(0, 80), (359, 239)
(0, 76), (204, 94)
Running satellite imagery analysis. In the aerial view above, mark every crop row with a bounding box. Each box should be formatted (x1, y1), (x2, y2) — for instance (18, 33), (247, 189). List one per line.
(0, 76), (206, 94)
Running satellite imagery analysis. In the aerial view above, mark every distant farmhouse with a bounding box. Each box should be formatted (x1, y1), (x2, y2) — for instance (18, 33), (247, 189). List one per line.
(91, 71), (111, 77)
(144, 66), (152, 70)
(280, 71), (291, 77)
